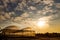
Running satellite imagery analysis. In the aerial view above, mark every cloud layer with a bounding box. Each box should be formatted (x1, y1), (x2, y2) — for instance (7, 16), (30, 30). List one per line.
(0, 0), (60, 32)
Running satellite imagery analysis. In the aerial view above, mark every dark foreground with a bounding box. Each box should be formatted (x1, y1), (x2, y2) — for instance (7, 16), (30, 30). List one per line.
(0, 35), (60, 40)
(1, 37), (60, 40)
(0, 33), (60, 40)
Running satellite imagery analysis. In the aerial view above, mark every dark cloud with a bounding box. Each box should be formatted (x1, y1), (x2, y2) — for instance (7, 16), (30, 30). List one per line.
(0, 0), (4, 5)
(14, 10), (24, 16)
(4, 1), (18, 12)
(54, 0), (60, 3)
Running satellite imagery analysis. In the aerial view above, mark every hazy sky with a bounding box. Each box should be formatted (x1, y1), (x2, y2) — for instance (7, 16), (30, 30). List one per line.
(0, 0), (60, 33)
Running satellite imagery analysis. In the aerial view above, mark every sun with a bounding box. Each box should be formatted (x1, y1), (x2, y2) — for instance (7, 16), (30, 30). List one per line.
(36, 17), (49, 29)
(37, 20), (49, 30)
(37, 20), (46, 28)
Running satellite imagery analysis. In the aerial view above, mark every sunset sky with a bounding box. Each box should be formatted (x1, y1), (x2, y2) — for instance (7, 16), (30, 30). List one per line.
(0, 0), (60, 33)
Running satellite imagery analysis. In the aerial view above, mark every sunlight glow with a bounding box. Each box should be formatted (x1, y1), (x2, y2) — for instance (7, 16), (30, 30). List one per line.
(36, 17), (49, 29)
(37, 20), (46, 27)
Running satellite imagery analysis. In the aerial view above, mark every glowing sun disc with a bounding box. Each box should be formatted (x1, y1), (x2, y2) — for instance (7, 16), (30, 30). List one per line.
(37, 20), (46, 27)
(37, 20), (49, 30)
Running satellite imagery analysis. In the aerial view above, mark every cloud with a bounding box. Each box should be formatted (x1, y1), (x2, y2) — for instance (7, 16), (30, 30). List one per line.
(0, 0), (58, 22)
(55, 3), (60, 8)
(13, 17), (23, 21)
(0, 0), (60, 33)
(4, 13), (10, 19)
(43, 0), (54, 5)
(28, 6), (37, 10)
(54, 0), (60, 3)
(9, 12), (15, 16)
(0, 15), (6, 21)
(21, 12), (29, 17)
